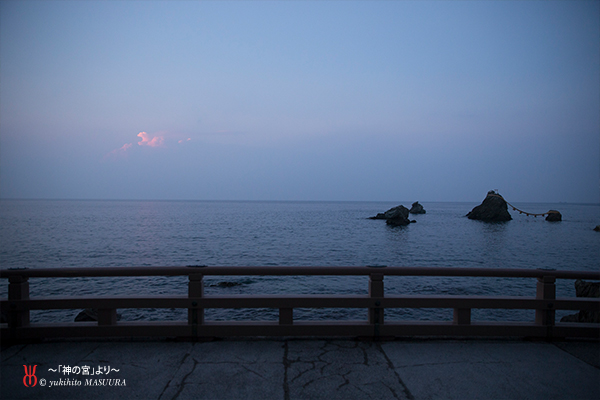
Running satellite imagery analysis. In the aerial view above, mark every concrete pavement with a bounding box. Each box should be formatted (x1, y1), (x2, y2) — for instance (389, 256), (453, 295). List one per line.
(2, 338), (599, 400)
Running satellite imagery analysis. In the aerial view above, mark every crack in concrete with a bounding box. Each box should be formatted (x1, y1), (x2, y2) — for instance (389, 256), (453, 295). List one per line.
(300, 341), (338, 387)
(284, 342), (334, 390)
(171, 357), (199, 400)
(381, 380), (403, 400)
(317, 341), (334, 375)
(290, 361), (317, 384)
(336, 370), (352, 390)
(288, 342), (333, 389)
(288, 340), (377, 394)
(377, 343), (415, 400)
(301, 374), (331, 390)
(283, 340), (290, 400)
(240, 364), (266, 380)
(361, 344), (369, 366)
(337, 380), (371, 397)
(157, 346), (193, 400)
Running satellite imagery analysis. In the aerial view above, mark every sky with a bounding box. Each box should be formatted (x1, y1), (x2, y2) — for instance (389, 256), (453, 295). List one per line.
(1, 1), (599, 203)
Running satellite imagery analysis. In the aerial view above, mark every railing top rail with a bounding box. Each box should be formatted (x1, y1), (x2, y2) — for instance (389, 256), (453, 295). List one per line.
(1, 266), (599, 280)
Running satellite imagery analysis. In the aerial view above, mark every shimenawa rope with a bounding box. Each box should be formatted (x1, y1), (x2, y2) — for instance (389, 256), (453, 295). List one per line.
(487, 192), (559, 218)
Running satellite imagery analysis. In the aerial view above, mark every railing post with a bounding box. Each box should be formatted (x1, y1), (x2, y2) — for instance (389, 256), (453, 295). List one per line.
(188, 274), (204, 333)
(369, 273), (384, 330)
(97, 309), (117, 325)
(279, 308), (293, 325)
(453, 308), (471, 325)
(8, 275), (30, 327)
(535, 275), (556, 337)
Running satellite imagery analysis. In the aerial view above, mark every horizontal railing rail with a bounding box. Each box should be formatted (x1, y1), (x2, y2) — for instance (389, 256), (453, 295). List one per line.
(2, 265), (599, 278)
(1, 266), (599, 341)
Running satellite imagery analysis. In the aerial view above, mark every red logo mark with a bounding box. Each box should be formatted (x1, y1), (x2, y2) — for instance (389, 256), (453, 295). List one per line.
(23, 365), (38, 387)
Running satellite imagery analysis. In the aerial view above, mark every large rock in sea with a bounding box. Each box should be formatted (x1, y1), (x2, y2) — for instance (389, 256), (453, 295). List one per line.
(370, 205), (411, 226)
(560, 280), (600, 323)
(466, 191), (512, 222)
(387, 213), (411, 227)
(545, 210), (562, 222)
(409, 202), (426, 214)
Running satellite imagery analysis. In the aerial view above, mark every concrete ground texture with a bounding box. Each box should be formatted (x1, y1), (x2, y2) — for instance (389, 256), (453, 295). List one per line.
(1, 338), (599, 400)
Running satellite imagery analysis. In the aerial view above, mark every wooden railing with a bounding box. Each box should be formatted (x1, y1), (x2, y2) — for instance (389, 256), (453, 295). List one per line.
(1, 266), (599, 341)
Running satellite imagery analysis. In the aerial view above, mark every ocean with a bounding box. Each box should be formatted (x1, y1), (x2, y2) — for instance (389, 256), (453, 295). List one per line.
(1, 199), (598, 323)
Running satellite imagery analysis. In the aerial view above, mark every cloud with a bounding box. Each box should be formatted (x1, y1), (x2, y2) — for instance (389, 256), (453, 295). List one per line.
(137, 132), (164, 147)
(104, 131), (167, 161)
(178, 138), (191, 144)
(104, 142), (133, 159)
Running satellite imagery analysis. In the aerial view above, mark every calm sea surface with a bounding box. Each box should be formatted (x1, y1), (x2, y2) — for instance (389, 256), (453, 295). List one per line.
(1, 199), (598, 323)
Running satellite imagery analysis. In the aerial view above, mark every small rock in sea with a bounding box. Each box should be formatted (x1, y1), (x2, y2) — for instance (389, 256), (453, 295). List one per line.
(466, 191), (512, 222)
(75, 309), (97, 322)
(74, 308), (122, 322)
(559, 279), (600, 323)
(210, 281), (242, 288)
(409, 202), (426, 214)
(545, 210), (561, 222)
(594, 225), (600, 232)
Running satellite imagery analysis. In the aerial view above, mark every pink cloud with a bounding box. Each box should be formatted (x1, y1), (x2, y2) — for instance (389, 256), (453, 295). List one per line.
(178, 138), (191, 144)
(104, 142), (132, 159)
(137, 131), (164, 147)
(104, 131), (168, 161)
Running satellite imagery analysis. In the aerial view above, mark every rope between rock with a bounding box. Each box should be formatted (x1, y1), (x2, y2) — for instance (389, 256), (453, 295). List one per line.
(488, 194), (558, 217)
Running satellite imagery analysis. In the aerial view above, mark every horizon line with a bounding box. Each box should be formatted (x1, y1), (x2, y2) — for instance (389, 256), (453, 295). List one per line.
(1, 197), (598, 206)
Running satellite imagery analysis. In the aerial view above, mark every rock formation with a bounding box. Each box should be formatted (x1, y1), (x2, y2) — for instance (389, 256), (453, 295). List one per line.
(75, 308), (122, 322)
(386, 213), (411, 227)
(593, 225), (600, 232)
(576, 279), (600, 298)
(370, 205), (411, 226)
(409, 202), (426, 214)
(210, 281), (242, 288)
(466, 191), (512, 222)
(545, 210), (562, 222)
(560, 280), (600, 323)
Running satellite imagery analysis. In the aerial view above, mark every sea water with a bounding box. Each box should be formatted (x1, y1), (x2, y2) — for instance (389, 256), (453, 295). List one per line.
(1, 199), (598, 323)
